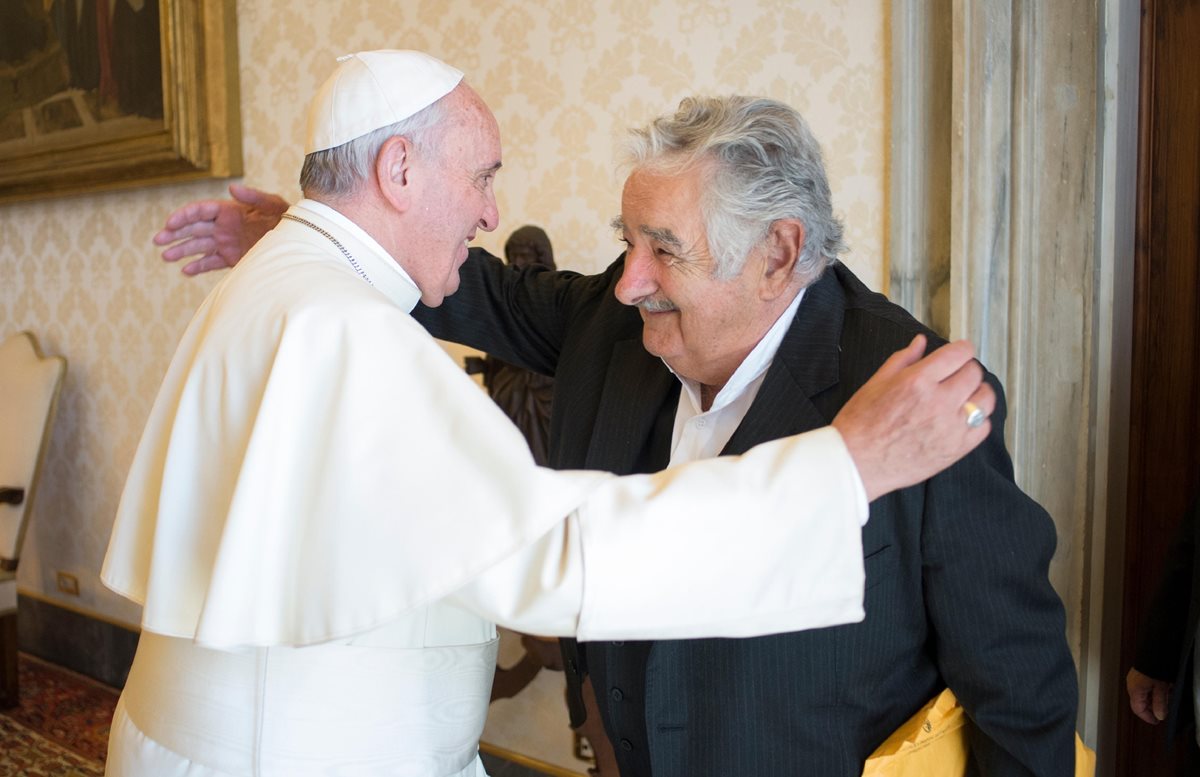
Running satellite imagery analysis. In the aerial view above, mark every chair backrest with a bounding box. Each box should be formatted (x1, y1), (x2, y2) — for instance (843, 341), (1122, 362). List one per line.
(0, 332), (66, 570)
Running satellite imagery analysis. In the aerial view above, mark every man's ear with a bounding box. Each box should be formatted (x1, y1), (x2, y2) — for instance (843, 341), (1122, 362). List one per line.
(376, 135), (414, 212)
(759, 219), (804, 299)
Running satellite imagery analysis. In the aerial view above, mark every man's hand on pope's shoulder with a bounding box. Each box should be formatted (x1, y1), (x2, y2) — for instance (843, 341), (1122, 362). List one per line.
(833, 334), (995, 502)
(154, 184), (288, 275)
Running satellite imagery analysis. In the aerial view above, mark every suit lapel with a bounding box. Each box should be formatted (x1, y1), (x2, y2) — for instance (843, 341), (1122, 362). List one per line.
(723, 269), (847, 455)
(585, 337), (678, 472)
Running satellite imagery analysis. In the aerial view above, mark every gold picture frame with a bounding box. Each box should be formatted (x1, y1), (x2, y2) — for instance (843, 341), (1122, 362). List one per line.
(0, 0), (241, 204)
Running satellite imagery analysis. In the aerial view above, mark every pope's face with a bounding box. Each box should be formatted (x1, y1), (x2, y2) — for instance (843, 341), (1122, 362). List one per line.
(407, 87), (502, 307)
(613, 165), (779, 390)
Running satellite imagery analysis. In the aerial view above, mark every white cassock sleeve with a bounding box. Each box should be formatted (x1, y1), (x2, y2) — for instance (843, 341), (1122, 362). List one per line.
(450, 426), (868, 641)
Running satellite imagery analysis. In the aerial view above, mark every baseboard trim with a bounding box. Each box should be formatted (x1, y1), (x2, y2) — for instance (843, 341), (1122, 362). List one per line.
(479, 741), (587, 777)
(16, 593), (137, 689)
(16, 587), (140, 632)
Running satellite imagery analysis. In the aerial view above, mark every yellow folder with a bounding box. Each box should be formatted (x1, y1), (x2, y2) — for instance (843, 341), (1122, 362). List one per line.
(862, 688), (1096, 777)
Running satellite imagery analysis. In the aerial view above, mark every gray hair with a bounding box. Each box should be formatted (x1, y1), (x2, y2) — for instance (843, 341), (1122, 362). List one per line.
(299, 96), (450, 198)
(622, 96), (846, 281)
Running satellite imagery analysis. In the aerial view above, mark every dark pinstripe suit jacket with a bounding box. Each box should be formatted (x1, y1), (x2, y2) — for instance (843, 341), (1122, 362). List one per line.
(415, 250), (1078, 776)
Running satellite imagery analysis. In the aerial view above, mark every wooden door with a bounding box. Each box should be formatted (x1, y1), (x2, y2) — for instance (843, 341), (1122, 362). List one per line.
(1116, 0), (1200, 774)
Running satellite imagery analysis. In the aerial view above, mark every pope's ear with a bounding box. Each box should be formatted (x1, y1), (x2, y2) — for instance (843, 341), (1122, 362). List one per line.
(760, 219), (804, 299)
(376, 135), (414, 210)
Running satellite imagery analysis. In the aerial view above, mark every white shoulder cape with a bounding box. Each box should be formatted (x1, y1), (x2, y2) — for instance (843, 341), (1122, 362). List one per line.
(102, 206), (608, 648)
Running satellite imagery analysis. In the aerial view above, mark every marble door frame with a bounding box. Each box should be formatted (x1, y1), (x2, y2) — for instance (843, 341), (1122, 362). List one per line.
(889, 0), (1140, 759)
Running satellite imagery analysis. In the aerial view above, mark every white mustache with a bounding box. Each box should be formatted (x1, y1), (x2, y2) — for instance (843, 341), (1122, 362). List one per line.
(638, 298), (678, 313)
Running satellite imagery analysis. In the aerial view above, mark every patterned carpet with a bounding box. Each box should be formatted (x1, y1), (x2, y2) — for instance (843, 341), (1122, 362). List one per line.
(0, 654), (116, 776)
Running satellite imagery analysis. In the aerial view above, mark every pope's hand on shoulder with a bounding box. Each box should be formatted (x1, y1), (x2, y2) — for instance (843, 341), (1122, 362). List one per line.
(833, 334), (994, 502)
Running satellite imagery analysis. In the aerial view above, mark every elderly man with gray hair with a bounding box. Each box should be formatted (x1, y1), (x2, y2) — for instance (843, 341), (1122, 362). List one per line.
(114, 51), (997, 777)
(433, 96), (1078, 776)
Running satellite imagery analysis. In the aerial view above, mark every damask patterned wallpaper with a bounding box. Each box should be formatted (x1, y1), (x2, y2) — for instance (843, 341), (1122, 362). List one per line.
(0, 0), (886, 626)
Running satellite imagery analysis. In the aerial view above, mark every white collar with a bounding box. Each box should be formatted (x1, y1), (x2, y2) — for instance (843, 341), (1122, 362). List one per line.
(291, 199), (423, 313)
(671, 287), (807, 414)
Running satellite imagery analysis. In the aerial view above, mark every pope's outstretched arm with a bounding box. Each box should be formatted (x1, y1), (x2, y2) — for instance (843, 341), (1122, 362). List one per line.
(151, 187), (994, 503)
(447, 335), (992, 641)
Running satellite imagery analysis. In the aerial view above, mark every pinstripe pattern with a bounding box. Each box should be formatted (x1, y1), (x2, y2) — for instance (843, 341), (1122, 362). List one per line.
(415, 252), (1078, 776)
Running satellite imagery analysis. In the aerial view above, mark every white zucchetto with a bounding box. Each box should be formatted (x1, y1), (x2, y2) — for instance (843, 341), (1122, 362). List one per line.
(304, 50), (464, 154)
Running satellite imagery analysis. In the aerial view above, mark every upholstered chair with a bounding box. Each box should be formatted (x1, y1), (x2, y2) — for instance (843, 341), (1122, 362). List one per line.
(0, 331), (66, 707)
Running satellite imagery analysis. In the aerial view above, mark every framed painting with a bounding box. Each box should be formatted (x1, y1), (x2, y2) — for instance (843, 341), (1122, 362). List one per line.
(0, 0), (241, 203)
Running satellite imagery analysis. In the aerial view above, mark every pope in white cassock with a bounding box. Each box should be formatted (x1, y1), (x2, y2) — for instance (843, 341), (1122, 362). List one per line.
(101, 50), (991, 777)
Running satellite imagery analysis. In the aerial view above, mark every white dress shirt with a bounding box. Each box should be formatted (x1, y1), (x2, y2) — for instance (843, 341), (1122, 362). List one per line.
(666, 288), (868, 522)
(669, 289), (805, 467)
